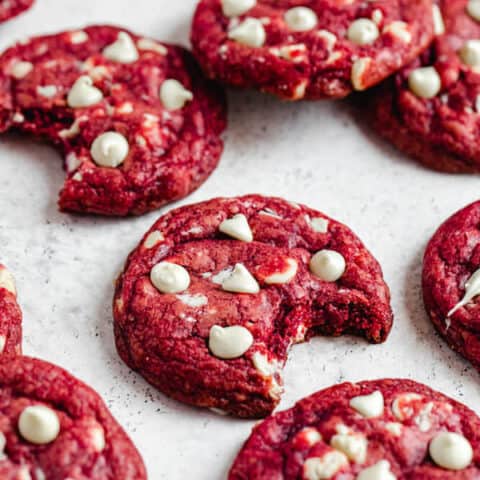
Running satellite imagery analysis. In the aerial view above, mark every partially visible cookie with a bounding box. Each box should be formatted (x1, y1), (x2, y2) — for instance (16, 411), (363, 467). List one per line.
(0, 25), (227, 216)
(229, 379), (480, 479)
(114, 195), (393, 418)
(191, 0), (434, 100)
(0, 0), (33, 23)
(0, 264), (21, 355)
(423, 201), (480, 370)
(373, 0), (480, 173)
(0, 356), (146, 479)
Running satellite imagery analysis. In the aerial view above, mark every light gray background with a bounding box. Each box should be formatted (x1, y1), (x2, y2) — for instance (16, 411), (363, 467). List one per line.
(0, 1), (479, 478)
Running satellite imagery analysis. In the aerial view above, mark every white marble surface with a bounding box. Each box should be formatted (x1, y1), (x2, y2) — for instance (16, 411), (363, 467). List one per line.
(1, 1), (480, 478)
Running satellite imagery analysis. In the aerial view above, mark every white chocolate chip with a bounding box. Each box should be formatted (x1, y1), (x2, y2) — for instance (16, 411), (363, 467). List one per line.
(209, 325), (253, 359)
(382, 21), (411, 44)
(150, 262), (190, 294)
(103, 32), (139, 63)
(385, 422), (402, 436)
(252, 352), (277, 376)
(176, 293), (208, 307)
(347, 19), (379, 45)
(12, 112), (24, 123)
(301, 428), (323, 446)
(371, 9), (383, 25)
(317, 30), (337, 50)
(264, 258), (298, 285)
(408, 66), (441, 99)
(89, 425), (105, 452)
(429, 432), (473, 470)
(448, 267), (480, 316)
(160, 79), (193, 111)
(330, 431), (368, 464)
(350, 391), (384, 418)
(90, 131), (129, 168)
(467, 0), (480, 22)
(37, 85), (58, 98)
(308, 216), (329, 233)
(432, 5), (445, 35)
(18, 406), (60, 445)
(211, 266), (234, 285)
(221, 0), (256, 17)
(459, 40), (480, 67)
(0, 336), (6, 354)
(357, 460), (396, 480)
(228, 18), (266, 47)
(219, 214), (253, 242)
(222, 263), (260, 294)
(67, 76), (103, 108)
(137, 38), (167, 55)
(310, 250), (346, 282)
(351, 57), (372, 91)
(277, 44), (307, 62)
(414, 402), (434, 432)
(10, 61), (33, 79)
(65, 152), (82, 173)
(59, 117), (85, 139)
(144, 231), (164, 248)
(70, 31), (89, 44)
(0, 268), (16, 295)
(284, 7), (318, 32)
(303, 451), (348, 480)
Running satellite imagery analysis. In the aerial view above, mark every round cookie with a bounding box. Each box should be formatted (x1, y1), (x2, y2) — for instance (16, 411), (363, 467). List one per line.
(0, 264), (22, 355)
(373, 0), (480, 173)
(423, 200), (480, 370)
(191, 0), (435, 100)
(0, 26), (227, 216)
(0, 355), (146, 479)
(229, 379), (480, 479)
(0, 0), (33, 23)
(114, 195), (393, 418)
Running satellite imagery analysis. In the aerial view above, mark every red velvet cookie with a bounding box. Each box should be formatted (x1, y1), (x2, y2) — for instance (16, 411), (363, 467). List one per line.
(373, 0), (480, 172)
(0, 0), (33, 23)
(191, 0), (434, 100)
(229, 379), (480, 479)
(0, 26), (227, 216)
(114, 195), (393, 418)
(423, 201), (480, 370)
(0, 264), (22, 356)
(0, 356), (146, 479)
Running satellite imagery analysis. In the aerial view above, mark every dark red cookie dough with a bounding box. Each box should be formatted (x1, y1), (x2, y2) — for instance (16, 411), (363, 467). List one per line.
(0, 356), (146, 479)
(373, 0), (480, 173)
(229, 379), (480, 479)
(423, 200), (480, 370)
(0, 264), (21, 356)
(191, 0), (434, 100)
(0, 25), (227, 216)
(114, 195), (393, 418)
(0, 0), (33, 23)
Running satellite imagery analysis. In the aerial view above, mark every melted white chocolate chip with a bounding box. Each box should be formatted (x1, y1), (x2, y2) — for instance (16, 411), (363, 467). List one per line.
(150, 262), (190, 294)
(90, 132), (129, 168)
(303, 451), (348, 480)
(448, 267), (480, 316)
(228, 18), (266, 47)
(467, 0), (480, 22)
(18, 406), (60, 445)
(264, 258), (298, 285)
(0, 268), (16, 295)
(459, 40), (480, 67)
(67, 76), (103, 108)
(330, 430), (368, 464)
(310, 250), (346, 282)
(284, 7), (318, 32)
(347, 19), (379, 45)
(221, 0), (256, 17)
(432, 5), (445, 35)
(357, 460), (396, 480)
(222, 263), (260, 294)
(350, 391), (384, 418)
(10, 61), (33, 79)
(103, 32), (139, 63)
(408, 66), (441, 99)
(219, 214), (253, 242)
(160, 79), (193, 111)
(209, 325), (253, 359)
(429, 432), (473, 470)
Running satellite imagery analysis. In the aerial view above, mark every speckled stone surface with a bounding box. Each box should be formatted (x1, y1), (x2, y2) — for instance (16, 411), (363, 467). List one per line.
(1, 1), (480, 479)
